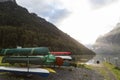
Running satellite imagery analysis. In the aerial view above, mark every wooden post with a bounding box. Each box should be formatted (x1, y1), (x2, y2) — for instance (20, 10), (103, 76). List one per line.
(27, 56), (29, 72)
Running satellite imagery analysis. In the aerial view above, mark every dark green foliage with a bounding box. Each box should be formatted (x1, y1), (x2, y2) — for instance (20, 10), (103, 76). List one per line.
(0, 2), (95, 56)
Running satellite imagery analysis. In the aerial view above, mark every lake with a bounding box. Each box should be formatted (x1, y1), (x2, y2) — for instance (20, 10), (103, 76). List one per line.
(88, 54), (120, 68)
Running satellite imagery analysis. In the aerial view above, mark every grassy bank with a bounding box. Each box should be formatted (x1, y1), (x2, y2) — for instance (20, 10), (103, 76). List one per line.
(0, 57), (10, 66)
(85, 64), (110, 80)
(104, 62), (120, 80)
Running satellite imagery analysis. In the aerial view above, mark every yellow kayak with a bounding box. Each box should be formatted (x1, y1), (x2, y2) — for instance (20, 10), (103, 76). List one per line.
(44, 68), (56, 73)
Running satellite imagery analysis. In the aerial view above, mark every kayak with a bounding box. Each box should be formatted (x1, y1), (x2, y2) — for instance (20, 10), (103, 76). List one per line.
(0, 66), (50, 77)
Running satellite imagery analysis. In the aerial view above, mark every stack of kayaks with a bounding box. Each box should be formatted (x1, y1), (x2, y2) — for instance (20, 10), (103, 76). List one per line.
(0, 47), (73, 77)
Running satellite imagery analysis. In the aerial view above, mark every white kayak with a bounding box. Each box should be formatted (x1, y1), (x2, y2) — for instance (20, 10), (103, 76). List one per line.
(0, 66), (49, 77)
(56, 56), (72, 60)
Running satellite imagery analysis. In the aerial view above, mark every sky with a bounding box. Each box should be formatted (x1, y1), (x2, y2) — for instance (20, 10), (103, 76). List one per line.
(16, 0), (120, 45)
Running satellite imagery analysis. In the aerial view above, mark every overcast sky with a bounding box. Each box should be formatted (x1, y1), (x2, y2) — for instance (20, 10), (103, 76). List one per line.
(16, 0), (120, 45)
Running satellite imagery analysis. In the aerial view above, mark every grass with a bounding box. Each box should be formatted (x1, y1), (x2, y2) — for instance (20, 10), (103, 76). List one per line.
(0, 57), (10, 66)
(70, 62), (120, 80)
(83, 64), (93, 70)
(104, 62), (120, 80)
(85, 64), (110, 80)
(98, 67), (110, 80)
(86, 62), (120, 80)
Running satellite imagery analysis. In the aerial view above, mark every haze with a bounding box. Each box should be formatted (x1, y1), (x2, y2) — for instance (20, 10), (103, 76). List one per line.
(16, 0), (120, 44)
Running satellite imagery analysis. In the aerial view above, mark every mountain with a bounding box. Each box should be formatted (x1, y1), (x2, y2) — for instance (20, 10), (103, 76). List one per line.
(0, 1), (95, 57)
(93, 23), (120, 55)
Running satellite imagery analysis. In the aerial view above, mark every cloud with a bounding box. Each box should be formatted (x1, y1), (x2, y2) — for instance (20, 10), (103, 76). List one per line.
(16, 0), (71, 24)
(89, 0), (118, 8)
(45, 8), (70, 24)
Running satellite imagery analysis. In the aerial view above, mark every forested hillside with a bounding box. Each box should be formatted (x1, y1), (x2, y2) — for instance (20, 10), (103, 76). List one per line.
(0, 1), (95, 56)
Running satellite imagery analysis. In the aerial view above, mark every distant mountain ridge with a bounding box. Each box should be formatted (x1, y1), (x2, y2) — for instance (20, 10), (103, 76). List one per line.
(0, 1), (95, 57)
(93, 23), (120, 54)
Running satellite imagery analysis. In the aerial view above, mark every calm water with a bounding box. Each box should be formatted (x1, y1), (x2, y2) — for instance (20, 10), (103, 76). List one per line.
(88, 54), (120, 68)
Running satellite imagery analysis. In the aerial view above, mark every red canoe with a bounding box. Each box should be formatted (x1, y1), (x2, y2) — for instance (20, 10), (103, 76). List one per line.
(50, 52), (71, 55)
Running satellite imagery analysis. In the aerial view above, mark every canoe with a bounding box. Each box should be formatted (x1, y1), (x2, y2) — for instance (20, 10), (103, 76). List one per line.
(0, 47), (50, 56)
(50, 52), (71, 55)
(2, 54), (56, 65)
